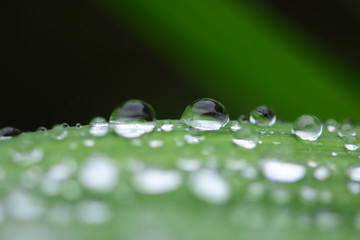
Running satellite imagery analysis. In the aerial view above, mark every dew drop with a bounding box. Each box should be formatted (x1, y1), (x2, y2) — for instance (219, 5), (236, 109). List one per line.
(50, 125), (68, 140)
(292, 115), (322, 141)
(36, 126), (47, 132)
(11, 147), (44, 165)
(160, 123), (174, 132)
(347, 166), (360, 182)
(239, 115), (248, 123)
(75, 123), (82, 128)
(61, 122), (70, 128)
(180, 98), (229, 131)
(77, 200), (111, 225)
(78, 155), (119, 193)
(338, 119), (356, 137)
(177, 158), (201, 172)
(345, 136), (359, 151)
(132, 169), (182, 194)
(325, 119), (337, 132)
(262, 159), (306, 183)
(184, 134), (205, 144)
(83, 139), (95, 147)
(148, 139), (164, 148)
(313, 166), (330, 181)
(229, 121), (241, 132)
(0, 127), (22, 140)
(89, 117), (109, 137)
(232, 125), (258, 149)
(189, 169), (230, 204)
(249, 106), (276, 126)
(347, 181), (360, 194)
(110, 99), (156, 138)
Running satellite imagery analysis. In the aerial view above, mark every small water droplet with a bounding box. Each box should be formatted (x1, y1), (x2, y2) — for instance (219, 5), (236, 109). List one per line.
(292, 115), (322, 141)
(345, 136), (359, 151)
(78, 155), (119, 193)
(132, 169), (182, 194)
(83, 138), (95, 147)
(75, 123), (82, 128)
(36, 126), (47, 132)
(189, 169), (230, 204)
(232, 125), (258, 149)
(0, 127), (22, 140)
(262, 159), (306, 183)
(50, 125), (68, 140)
(148, 139), (164, 148)
(89, 117), (109, 137)
(184, 133), (205, 144)
(338, 119), (356, 137)
(347, 181), (360, 194)
(325, 119), (337, 132)
(77, 200), (111, 225)
(160, 123), (174, 132)
(110, 99), (156, 138)
(249, 106), (276, 126)
(313, 166), (330, 181)
(61, 122), (70, 128)
(180, 98), (229, 131)
(229, 121), (241, 132)
(177, 158), (201, 172)
(239, 115), (248, 123)
(347, 166), (360, 182)
(331, 151), (338, 157)
(11, 147), (44, 165)
(300, 186), (317, 201)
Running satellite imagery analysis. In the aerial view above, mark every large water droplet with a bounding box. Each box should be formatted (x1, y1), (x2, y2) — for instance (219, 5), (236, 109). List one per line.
(232, 125), (258, 149)
(180, 98), (229, 131)
(0, 127), (22, 140)
(292, 115), (322, 141)
(110, 99), (156, 138)
(338, 119), (356, 137)
(345, 136), (359, 151)
(249, 106), (276, 126)
(78, 155), (119, 193)
(262, 159), (306, 183)
(189, 169), (230, 204)
(89, 117), (109, 137)
(132, 169), (182, 194)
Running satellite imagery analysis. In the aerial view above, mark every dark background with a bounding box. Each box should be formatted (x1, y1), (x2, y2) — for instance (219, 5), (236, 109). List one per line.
(2, 0), (360, 131)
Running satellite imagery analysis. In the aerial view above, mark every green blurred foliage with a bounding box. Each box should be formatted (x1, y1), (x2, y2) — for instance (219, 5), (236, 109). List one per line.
(103, 0), (360, 121)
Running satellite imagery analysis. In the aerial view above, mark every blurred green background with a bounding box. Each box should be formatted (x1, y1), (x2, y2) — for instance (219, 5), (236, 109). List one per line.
(2, 0), (360, 130)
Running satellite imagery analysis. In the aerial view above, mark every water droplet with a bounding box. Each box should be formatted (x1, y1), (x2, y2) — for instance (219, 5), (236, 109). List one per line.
(345, 136), (359, 151)
(36, 126), (47, 132)
(300, 186), (317, 201)
(338, 119), (356, 137)
(325, 119), (337, 132)
(239, 115), (248, 123)
(180, 98), (229, 131)
(189, 169), (230, 204)
(232, 125), (258, 149)
(61, 122), (69, 128)
(75, 123), (82, 128)
(6, 189), (44, 221)
(89, 117), (109, 137)
(0, 127), (22, 140)
(11, 147), (44, 165)
(313, 166), (330, 181)
(148, 139), (164, 148)
(249, 106), (276, 126)
(347, 181), (360, 194)
(292, 115), (322, 141)
(77, 200), (110, 225)
(78, 155), (119, 193)
(331, 151), (338, 157)
(160, 123), (174, 132)
(177, 158), (201, 172)
(50, 125), (68, 140)
(262, 159), (306, 183)
(132, 169), (182, 194)
(110, 99), (156, 138)
(347, 166), (360, 182)
(229, 121), (241, 132)
(184, 133), (205, 144)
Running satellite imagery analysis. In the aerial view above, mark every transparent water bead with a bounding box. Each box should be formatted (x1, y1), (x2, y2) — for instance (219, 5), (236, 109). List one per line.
(89, 117), (109, 137)
(345, 137), (359, 151)
(78, 155), (119, 193)
(110, 99), (156, 138)
(262, 159), (306, 183)
(36, 126), (47, 132)
(0, 127), (22, 140)
(50, 125), (68, 140)
(325, 119), (337, 132)
(313, 166), (330, 181)
(132, 169), (182, 194)
(249, 106), (276, 126)
(160, 122), (174, 132)
(180, 98), (229, 131)
(347, 166), (360, 182)
(292, 115), (322, 141)
(232, 125), (258, 149)
(338, 119), (356, 137)
(229, 121), (241, 132)
(77, 200), (110, 225)
(189, 169), (230, 204)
